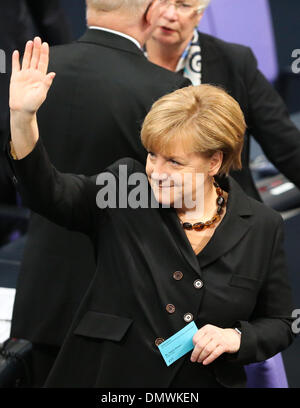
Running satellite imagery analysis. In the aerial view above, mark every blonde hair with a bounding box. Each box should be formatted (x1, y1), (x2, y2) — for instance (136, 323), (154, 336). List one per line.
(141, 85), (246, 176)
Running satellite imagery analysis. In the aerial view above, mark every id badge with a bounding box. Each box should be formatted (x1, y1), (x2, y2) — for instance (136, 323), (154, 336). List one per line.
(158, 321), (198, 366)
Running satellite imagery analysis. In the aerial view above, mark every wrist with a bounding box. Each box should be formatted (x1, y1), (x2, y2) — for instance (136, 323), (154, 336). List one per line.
(234, 327), (242, 335)
(10, 111), (39, 160)
(224, 328), (241, 353)
(10, 110), (37, 126)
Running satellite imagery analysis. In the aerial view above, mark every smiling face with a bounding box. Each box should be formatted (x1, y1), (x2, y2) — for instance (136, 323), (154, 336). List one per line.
(151, 0), (203, 48)
(141, 85), (246, 208)
(145, 137), (221, 210)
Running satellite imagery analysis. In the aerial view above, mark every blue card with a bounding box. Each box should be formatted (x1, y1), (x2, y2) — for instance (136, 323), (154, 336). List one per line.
(158, 321), (198, 366)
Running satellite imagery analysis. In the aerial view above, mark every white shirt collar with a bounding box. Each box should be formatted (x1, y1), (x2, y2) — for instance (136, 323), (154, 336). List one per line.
(88, 26), (142, 50)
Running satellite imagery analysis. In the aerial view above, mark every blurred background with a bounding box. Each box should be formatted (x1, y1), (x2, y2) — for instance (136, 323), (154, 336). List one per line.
(0, 0), (299, 387)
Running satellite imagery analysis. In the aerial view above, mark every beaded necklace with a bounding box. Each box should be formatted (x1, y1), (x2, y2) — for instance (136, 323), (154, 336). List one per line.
(179, 179), (226, 231)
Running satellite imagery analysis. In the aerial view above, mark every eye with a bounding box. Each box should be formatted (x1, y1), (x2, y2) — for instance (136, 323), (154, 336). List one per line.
(180, 3), (192, 8)
(169, 158), (182, 166)
(148, 151), (156, 159)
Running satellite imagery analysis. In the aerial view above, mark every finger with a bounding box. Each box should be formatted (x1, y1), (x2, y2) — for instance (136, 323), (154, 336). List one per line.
(44, 72), (56, 89)
(21, 40), (33, 70)
(192, 326), (210, 346)
(197, 340), (216, 363)
(12, 50), (20, 74)
(202, 345), (225, 365)
(190, 335), (212, 362)
(38, 42), (49, 75)
(30, 37), (42, 69)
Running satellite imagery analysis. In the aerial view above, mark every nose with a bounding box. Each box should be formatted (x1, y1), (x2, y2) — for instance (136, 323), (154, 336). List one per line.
(151, 172), (169, 183)
(150, 159), (169, 182)
(161, 3), (178, 20)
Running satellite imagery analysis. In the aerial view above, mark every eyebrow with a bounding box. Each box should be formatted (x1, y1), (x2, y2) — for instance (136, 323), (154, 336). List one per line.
(166, 155), (186, 162)
(148, 150), (188, 162)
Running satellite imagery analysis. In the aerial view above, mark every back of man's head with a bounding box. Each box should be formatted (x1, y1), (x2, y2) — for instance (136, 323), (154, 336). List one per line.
(86, 0), (161, 46)
(86, 0), (149, 15)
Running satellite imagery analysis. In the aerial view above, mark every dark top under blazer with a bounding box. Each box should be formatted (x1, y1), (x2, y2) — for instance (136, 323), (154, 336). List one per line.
(198, 31), (300, 200)
(11, 138), (295, 388)
(10, 29), (190, 346)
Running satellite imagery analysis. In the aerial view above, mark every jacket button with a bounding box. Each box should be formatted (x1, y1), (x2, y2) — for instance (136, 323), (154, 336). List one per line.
(12, 176), (18, 185)
(183, 313), (193, 322)
(155, 338), (165, 347)
(173, 271), (183, 280)
(193, 279), (203, 289)
(166, 304), (176, 314)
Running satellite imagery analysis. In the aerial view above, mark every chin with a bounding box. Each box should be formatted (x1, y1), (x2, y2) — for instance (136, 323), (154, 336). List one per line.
(155, 32), (176, 44)
(160, 35), (177, 44)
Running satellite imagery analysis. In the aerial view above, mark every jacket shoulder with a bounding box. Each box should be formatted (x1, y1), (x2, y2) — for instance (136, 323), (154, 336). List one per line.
(49, 42), (189, 88)
(227, 175), (283, 230)
(247, 195), (283, 229)
(133, 54), (191, 89)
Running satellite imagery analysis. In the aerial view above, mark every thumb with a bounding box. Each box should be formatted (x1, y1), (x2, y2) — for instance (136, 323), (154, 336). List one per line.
(44, 72), (56, 89)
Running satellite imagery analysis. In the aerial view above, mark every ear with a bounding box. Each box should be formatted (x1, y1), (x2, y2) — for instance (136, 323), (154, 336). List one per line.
(208, 151), (223, 176)
(145, 0), (160, 26)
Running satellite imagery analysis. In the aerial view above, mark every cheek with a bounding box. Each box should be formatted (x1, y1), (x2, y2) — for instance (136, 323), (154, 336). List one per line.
(181, 20), (196, 37)
(152, 26), (162, 38)
(181, 173), (204, 198)
(180, 171), (196, 188)
(145, 160), (152, 177)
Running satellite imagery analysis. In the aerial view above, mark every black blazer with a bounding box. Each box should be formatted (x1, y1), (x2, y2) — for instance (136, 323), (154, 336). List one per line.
(0, 0), (71, 135)
(10, 29), (190, 346)
(0, 0), (71, 202)
(10, 138), (295, 388)
(198, 31), (300, 200)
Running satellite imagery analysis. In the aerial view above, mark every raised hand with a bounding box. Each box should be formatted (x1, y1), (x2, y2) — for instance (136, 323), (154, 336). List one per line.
(9, 37), (56, 114)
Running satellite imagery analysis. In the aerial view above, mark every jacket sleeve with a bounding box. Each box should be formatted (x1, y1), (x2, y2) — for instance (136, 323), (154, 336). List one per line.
(8, 137), (99, 237)
(244, 47), (300, 190)
(226, 216), (296, 365)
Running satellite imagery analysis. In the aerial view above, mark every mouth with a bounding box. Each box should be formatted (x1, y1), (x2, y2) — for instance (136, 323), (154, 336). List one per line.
(149, 179), (173, 189)
(155, 182), (175, 189)
(147, 175), (176, 189)
(158, 185), (173, 189)
(160, 26), (176, 34)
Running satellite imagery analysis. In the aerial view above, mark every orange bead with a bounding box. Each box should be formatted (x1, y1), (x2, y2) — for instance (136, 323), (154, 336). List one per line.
(193, 222), (205, 231)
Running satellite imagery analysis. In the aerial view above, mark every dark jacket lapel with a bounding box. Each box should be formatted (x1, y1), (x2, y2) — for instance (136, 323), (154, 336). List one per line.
(77, 28), (145, 57)
(197, 176), (254, 268)
(198, 31), (229, 87)
(160, 206), (202, 277)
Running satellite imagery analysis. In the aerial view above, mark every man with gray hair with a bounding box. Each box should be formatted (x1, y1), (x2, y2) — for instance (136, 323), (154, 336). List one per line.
(10, 0), (190, 386)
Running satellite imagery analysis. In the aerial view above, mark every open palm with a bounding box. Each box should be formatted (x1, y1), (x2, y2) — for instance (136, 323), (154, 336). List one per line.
(10, 37), (55, 114)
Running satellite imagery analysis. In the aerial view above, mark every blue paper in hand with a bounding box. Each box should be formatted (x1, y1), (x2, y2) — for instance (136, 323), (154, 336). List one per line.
(158, 321), (198, 366)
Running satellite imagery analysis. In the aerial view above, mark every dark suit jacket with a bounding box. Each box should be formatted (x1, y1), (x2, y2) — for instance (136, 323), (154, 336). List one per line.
(0, 0), (71, 244)
(10, 29), (190, 346)
(10, 138), (295, 387)
(0, 0), (71, 137)
(198, 31), (300, 200)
